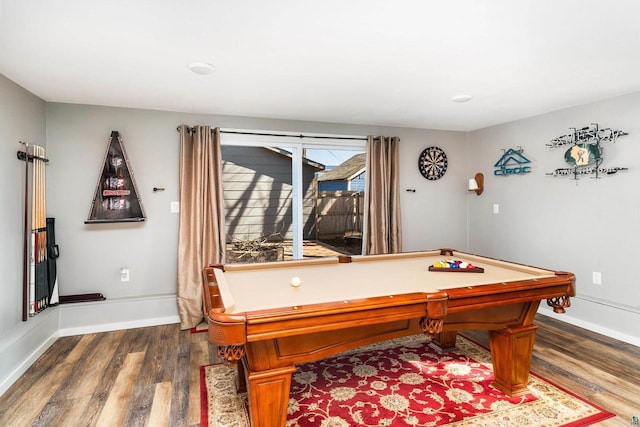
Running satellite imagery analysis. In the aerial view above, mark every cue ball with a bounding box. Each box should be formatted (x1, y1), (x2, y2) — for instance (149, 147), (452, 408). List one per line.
(290, 276), (302, 287)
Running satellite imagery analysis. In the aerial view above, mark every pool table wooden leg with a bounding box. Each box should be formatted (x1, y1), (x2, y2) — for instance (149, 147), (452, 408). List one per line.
(236, 359), (247, 393)
(243, 361), (297, 427)
(489, 324), (537, 396)
(431, 330), (458, 352)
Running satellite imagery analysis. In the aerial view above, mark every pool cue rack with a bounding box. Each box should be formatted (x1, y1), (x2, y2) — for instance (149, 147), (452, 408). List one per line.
(17, 142), (52, 320)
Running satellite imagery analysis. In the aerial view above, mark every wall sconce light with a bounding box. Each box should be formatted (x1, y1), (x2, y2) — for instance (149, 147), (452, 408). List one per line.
(468, 173), (484, 195)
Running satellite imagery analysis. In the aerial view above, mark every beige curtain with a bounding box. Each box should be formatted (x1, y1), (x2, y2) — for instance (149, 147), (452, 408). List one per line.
(177, 125), (226, 329)
(362, 136), (402, 255)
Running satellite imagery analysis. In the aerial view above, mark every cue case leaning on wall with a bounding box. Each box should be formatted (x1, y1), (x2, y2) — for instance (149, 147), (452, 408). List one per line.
(46, 217), (60, 306)
(50, 215), (105, 304)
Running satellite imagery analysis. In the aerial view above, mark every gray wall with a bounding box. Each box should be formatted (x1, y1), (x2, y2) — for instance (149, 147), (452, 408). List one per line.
(0, 74), (58, 395)
(467, 92), (640, 341)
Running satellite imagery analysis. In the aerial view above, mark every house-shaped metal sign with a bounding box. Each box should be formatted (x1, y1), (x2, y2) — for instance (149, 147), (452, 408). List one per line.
(494, 148), (531, 176)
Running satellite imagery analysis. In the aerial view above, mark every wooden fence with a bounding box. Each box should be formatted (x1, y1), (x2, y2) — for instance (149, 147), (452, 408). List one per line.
(315, 190), (364, 240)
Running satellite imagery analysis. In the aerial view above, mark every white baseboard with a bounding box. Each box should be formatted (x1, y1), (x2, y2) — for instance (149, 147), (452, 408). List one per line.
(0, 334), (60, 396)
(58, 293), (180, 336)
(1, 294), (180, 398)
(0, 309), (60, 396)
(539, 309), (640, 347)
(58, 315), (180, 337)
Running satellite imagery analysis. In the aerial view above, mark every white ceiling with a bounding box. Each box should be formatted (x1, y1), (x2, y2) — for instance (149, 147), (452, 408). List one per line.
(1, 0), (640, 131)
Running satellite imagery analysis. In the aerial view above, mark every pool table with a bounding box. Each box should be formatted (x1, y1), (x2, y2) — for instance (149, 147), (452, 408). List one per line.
(203, 249), (575, 427)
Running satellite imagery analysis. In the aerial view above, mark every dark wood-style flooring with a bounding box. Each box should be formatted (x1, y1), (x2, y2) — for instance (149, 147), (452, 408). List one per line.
(0, 315), (638, 426)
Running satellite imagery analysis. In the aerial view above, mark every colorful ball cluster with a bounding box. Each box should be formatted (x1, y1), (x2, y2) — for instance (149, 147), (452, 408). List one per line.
(433, 259), (476, 269)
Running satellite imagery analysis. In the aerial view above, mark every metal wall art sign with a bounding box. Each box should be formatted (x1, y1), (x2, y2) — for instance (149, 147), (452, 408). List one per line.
(494, 147), (531, 176)
(546, 123), (628, 179)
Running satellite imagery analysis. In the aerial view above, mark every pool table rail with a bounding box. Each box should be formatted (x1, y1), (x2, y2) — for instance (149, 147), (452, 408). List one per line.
(204, 262), (451, 353)
(444, 270), (575, 312)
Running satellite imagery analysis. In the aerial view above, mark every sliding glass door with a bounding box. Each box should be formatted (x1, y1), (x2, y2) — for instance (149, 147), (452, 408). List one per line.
(221, 131), (365, 263)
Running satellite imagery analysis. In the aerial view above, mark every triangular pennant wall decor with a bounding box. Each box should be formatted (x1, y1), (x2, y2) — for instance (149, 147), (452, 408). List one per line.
(85, 131), (146, 223)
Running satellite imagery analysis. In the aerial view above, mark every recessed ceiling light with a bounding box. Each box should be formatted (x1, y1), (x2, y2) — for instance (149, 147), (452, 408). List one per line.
(188, 62), (215, 75)
(452, 94), (472, 103)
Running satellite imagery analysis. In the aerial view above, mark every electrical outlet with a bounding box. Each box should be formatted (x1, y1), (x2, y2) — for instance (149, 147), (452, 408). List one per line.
(592, 271), (602, 285)
(120, 267), (130, 282)
(493, 204), (499, 214)
(171, 201), (180, 213)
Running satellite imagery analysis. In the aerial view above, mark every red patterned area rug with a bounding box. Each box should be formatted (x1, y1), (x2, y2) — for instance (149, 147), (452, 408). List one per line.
(201, 335), (613, 426)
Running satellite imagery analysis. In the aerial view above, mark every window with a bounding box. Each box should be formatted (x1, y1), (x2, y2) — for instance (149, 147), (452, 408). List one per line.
(221, 130), (365, 263)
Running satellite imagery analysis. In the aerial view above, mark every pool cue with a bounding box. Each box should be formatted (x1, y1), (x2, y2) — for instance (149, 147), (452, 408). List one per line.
(35, 145), (43, 312)
(21, 142), (30, 321)
(41, 146), (48, 310)
(42, 146), (49, 310)
(29, 145), (37, 316)
(35, 145), (48, 312)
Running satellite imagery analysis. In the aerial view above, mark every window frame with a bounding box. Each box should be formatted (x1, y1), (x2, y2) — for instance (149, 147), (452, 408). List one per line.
(221, 129), (366, 259)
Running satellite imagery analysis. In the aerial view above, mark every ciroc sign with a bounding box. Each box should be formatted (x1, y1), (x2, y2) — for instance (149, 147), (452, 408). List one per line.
(494, 148), (532, 176)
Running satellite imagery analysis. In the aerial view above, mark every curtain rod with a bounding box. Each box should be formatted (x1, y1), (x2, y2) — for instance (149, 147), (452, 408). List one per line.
(176, 126), (367, 141)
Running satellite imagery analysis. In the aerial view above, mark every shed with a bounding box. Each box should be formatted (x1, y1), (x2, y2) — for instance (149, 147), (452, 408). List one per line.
(317, 153), (366, 191)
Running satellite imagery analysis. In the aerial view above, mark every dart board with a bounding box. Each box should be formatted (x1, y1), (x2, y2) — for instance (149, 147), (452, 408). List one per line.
(418, 146), (448, 180)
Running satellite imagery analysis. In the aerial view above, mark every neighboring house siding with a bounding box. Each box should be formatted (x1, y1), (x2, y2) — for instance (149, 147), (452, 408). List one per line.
(349, 172), (366, 192)
(317, 153), (366, 192)
(221, 146), (318, 242)
(318, 180), (348, 191)
(317, 171), (366, 192)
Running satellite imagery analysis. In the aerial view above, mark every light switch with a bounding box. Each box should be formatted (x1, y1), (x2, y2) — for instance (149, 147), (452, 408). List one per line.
(592, 272), (602, 285)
